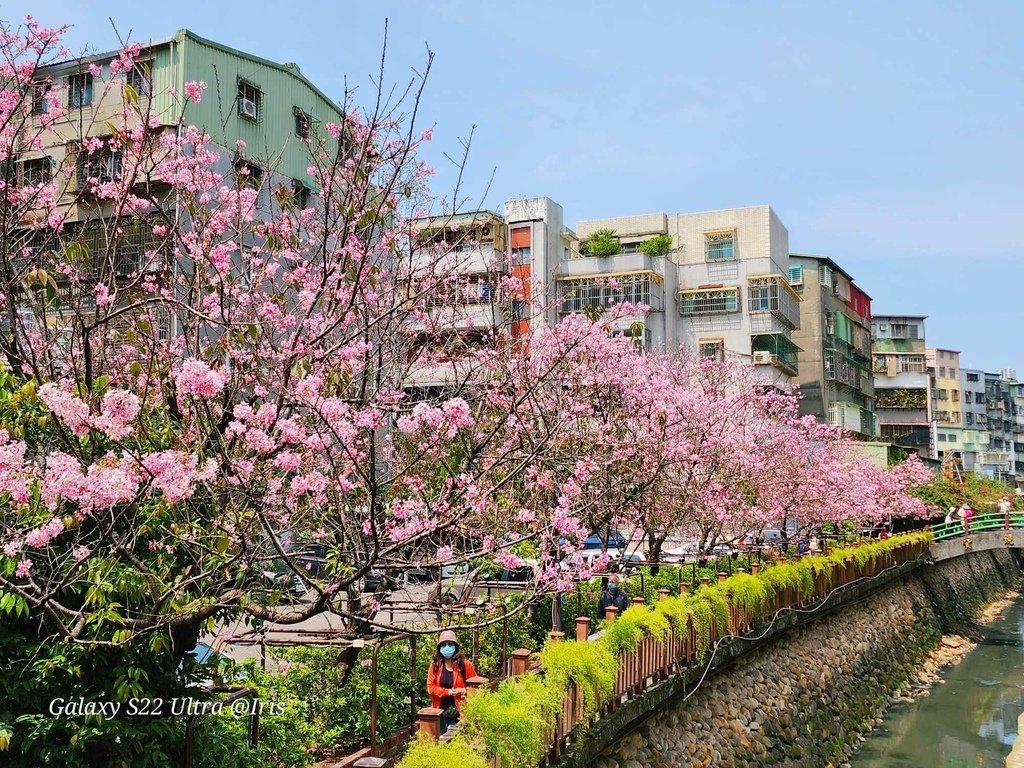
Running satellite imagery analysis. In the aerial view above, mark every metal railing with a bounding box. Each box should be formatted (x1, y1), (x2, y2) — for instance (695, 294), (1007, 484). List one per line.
(930, 510), (1024, 541)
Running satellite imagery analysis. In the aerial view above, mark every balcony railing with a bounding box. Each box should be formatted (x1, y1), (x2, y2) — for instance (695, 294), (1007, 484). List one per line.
(746, 274), (801, 330)
(824, 348), (862, 389)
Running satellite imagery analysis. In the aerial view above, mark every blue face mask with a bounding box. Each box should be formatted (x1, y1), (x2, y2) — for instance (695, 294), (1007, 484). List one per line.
(608, 583), (618, 591)
(439, 644), (457, 659)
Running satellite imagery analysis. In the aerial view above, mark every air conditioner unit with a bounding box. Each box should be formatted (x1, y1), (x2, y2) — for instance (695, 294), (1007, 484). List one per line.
(752, 351), (774, 365)
(238, 97), (258, 120)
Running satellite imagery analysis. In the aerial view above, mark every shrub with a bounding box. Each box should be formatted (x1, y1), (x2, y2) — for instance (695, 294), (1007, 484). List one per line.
(720, 572), (768, 612)
(398, 733), (490, 768)
(583, 228), (621, 257)
(637, 234), (672, 256)
(600, 604), (668, 655)
(538, 640), (616, 714)
(462, 673), (560, 768)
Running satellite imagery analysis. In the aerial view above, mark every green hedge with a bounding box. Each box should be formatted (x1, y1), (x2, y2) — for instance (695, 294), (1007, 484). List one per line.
(396, 533), (933, 768)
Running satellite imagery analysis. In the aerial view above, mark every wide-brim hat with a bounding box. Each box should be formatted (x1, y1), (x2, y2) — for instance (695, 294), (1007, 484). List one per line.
(438, 629), (459, 650)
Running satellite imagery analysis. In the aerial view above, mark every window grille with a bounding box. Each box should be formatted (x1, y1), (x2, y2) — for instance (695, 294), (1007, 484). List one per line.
(77, 144), (122, 188)
(68, 73), (93, 109)
(294, 107), (311, 139)
(127, 61), (151, 96)
(678, 287), (738, 315)
(698, 339), (724, 361)
(898, 355), (926, 373)
(237, 80), (262, 121)
(704, 231), (735, 261)
(234, 159), (263, 189)
(22, 157), (51, 186)
(561, 274), (653, 313)
(31, 82), (50, 115)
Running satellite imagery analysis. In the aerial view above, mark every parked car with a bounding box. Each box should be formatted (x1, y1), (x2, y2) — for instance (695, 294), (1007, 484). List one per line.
(581, 529), (627, 551)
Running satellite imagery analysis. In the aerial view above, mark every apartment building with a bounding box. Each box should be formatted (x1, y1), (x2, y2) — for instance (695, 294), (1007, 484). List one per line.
(572, 205), (800, 386)
(12, 30), (341, 336)
(872, 315), (930, 456)
(985, 369), (1024, 488)
(926, 348), (991, 470)
(958, 367), (994, 474)
(789, 255), (876, 438)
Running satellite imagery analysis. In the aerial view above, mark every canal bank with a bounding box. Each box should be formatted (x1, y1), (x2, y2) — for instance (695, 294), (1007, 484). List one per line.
(591, 548), (1022, 768)
(851, 592), (1024, 768)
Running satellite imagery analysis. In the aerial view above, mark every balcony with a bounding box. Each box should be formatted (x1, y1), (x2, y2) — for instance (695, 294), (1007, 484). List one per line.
(560, 271), (664, 314)
(409, 245), (506, 275)
(824, 348), (862, 390)
(560, 252), (656, 278)
(828, 401), (876, 436)
(746, 275), (801, 330)
(876, 408), (929, 425)
(405, 357), (477, 388)
(827, 336), (870, 369)
(751, 333), (799, 376)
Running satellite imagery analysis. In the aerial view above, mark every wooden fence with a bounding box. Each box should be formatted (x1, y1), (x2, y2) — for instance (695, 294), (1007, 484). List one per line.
(410, 537), (927, 768)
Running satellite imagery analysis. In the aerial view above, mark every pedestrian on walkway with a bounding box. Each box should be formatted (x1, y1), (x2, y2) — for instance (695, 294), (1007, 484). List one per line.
(999, 496), (1013, 528)
(959, 503), (974, 534)
(597, 573), (629, 620)
(426, 629), (478, 735)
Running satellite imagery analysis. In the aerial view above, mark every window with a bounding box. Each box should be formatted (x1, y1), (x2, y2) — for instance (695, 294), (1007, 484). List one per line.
(890, 322), (919, 339)
(127, 60), (151, 96)
(67, 73), (93, 109)
(787, 264), (803, 287)
(704, 231), (735, 261)
(938, 433), (947, 442)
(237, 80), (262, 121)
(698, 339), (725, 362)
(294, 107), (311, 139)
(949, 368), (956, 379)
(77, 143), (122, 188)
(897, 355), (926, 373)
(234, 158), (263, 189)
(22, 157), (51, 186)
(939, 367), (946, 378)
(952, 389), (960, 402)
(30, 81), (51, 115)
(819, 264), (833, 286)
(679, 287), (739, 315)
(291, 179), (311, 208)
(612, 326), (651, 351)
(967, 373), (980, 382)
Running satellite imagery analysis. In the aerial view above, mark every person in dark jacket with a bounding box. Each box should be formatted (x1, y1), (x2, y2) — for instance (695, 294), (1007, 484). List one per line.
(597, 573), (629, 619)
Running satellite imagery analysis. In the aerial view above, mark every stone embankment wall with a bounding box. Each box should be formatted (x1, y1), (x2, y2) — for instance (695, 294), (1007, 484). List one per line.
(593, 549), (1020, 768)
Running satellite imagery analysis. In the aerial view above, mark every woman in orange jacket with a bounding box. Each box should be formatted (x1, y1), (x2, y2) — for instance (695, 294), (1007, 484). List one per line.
(426, 629), (478, 734)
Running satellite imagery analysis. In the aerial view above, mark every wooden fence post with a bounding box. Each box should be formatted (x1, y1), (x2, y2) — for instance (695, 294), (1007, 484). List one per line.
(549, 631), (565, 644)
(631, 596), (645, 607)
(416, 707), (443, 740)
(576, 616), (591, 642)
(679, 581), (690, 595)
(466, 676), (488, 696)
(510, 648), (531, 676)
(658, 588), (670, 601)
(717, 572), (727, 583)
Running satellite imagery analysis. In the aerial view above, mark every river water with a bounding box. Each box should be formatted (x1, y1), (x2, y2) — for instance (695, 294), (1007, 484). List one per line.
(851, 597), (1024, 768)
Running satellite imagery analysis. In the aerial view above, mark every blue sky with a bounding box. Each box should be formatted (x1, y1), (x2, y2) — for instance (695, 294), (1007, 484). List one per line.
(15, 1), (1024, 375)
